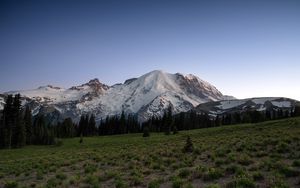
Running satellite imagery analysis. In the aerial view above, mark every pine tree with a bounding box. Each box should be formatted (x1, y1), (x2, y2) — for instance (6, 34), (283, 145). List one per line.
(183, 136), (194, 153)
(13, 94), (26, 147)
(62, 118), (75, 138)
(24, 106), (32, 145)
(120, 111), (126, 134)
(164, 106), (172, 135)
(0, 111), (4, 148)
(142, 124), (150, 137)
(173, 124), (178, 134)
(78, 115), (85, 136)
(84, 114), (89, 136)
(88, 114), (96, 136)
(3, 95), (13, 148)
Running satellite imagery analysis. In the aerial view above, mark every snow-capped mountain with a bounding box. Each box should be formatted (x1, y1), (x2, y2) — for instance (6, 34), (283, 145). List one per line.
(2, 70), (228, 122)
(195, 97), (298, 116)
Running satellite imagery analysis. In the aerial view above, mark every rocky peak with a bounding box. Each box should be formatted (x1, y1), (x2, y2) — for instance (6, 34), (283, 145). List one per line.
(70, 78), (110, 92)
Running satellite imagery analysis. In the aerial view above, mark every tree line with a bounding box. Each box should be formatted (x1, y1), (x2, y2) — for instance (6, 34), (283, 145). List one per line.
(1, 94), (300, 149)
(0, 94), (56, 149)
(143, 105), (300, 133)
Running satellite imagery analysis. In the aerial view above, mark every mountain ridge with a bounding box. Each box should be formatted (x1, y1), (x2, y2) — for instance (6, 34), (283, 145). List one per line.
(0, 70), (297, 124)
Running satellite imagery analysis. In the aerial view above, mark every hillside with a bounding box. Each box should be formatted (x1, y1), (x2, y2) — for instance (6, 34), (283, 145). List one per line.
(1, 117), (300, 187)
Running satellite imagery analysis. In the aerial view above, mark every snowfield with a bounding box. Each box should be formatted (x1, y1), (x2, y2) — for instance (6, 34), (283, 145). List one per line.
(3, 70), (226, 122)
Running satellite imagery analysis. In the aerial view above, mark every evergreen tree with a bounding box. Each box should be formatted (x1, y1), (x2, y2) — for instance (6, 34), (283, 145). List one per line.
(0, 110), (4, 148)
(142, 124), (150, 137)
(183, 136), (194, 153)
(173, 124), (178, 134)
(84, 114), (89, 136)
(3, 95), (13, 148)
(78, 115), (85, 136)
(12, 94), (26, 147)
(24, 106), (32, 145)
(293, 105), (300, 117)
(33, 115), (55, 145)
(61, 117), (75, 138)
(88, 114), (96, 136)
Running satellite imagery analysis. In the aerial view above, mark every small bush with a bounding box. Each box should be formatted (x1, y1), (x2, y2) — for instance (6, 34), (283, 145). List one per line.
(205, 184), (220, 188)
(143, 126), (150, 137)
(172, 177), (184, 188)
(237, 154), (253, 166)
(183, 136), (194, 153)
(202, 168), (223, 181)
(4, 181), (18, 188)
(279, 166), (300, 177)
(84, 175), (99, 188)
(292, 160), (300, 167)
(148, 179), (162, 188)
(226, 175), (255, 188)
(115, 178), (128, 188)
(178, 168), (191, 178)
(225, 165), (244, 175)
(55, 172), (67, 180)
(276, 142), (290, 153)
(252, 171), (264, 181)
(54, 139), (63, 147)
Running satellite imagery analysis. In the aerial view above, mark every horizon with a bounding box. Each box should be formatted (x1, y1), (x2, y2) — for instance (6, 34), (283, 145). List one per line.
(1, 0), (299, 100)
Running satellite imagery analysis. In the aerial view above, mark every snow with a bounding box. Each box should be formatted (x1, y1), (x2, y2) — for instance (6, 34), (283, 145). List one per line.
(7, 85), (94, 104)
(271, 101), (291, 108)
(214, 97), (295, 112)
(0, 96), (4, 110)
(252, 97), (278, 104)
(218, 100), (246, 110)
(2, 70), (227, 120)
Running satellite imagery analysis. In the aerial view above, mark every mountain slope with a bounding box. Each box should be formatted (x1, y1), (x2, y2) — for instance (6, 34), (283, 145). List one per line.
(2, 70), (227, 122)
(195, 97), (298, 116)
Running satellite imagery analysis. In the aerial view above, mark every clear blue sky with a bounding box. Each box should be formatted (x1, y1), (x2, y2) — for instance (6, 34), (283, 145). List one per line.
(0, 0), (299, 100)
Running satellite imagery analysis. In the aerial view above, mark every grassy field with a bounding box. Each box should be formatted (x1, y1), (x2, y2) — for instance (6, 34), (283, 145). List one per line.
(1, 117), (300, 188)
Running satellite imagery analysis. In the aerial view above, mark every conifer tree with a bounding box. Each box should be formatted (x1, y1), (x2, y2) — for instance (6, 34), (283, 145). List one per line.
(183, 136), (194, 153)
(24, 106), (32, 145)
(142, 124), (150, 137)
(78, 115), (85, 136)
(3, 95), (13, 148)
(88, 114), (96, 136)
(13, 94), (26, 147)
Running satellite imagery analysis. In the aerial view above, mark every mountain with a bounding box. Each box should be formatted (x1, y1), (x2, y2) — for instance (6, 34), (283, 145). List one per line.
(1, 70), (229, 122)
(195, 97), (298, 117)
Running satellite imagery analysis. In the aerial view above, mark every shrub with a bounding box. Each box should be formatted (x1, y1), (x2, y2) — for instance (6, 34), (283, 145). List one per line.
(279, 166), (300, 177)
(202, 168), (223, 181)
(276, 142), (290, 153)
(172, 177), (184, 188)
(225, 165), (244, 175)
(84, 164), (97, 174)
(115, 178), (128, 188)
(55, 172), (67, 180)
(252, 171), (264, 181)
(4, 181), (18, 188)
(84, 175), (99, 188)
(54, 139), (63, 147)
(148, 179), (162, 188)
(143, 126), (150, 137)
(178, 168), (191, 178)
(183, 136), (194, 153)
(292, 160), (300, 167)
(226, 175), (255, 188)
(205, 184), (220, 188)
(237, 154), (253, 166)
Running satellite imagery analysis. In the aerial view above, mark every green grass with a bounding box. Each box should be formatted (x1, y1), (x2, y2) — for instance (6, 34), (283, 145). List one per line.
(1, 117), (300, 187)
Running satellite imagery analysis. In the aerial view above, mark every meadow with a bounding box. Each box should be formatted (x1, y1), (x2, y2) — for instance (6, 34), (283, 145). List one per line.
(1, 117), (300, 188)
